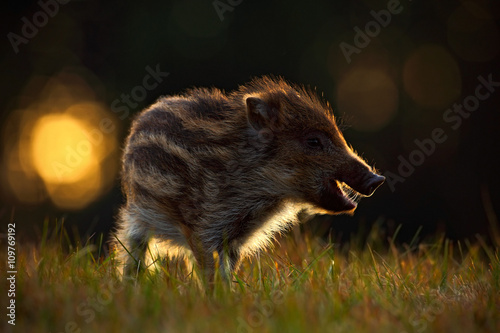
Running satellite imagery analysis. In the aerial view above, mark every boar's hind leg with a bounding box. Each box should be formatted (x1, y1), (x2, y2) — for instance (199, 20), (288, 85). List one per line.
(114, 227), (148, 277)
(114, 209), (149, 277)
(122, 235), (148, 277)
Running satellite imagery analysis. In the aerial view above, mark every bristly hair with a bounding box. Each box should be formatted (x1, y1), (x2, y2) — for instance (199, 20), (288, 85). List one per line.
(232, 75), (337, 119)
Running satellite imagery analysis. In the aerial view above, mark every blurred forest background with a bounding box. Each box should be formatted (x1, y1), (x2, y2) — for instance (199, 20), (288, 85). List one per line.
(1, 0), (499, 246)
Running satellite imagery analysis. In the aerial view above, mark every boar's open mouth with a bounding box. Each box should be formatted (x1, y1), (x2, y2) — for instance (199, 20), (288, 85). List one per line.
(319, 179), (359, 213)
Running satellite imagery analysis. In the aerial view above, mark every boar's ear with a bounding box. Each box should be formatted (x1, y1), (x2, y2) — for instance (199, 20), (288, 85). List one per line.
(245, 97), (279, 131)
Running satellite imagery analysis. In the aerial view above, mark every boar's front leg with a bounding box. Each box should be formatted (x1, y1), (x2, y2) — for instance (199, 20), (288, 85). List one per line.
(185, 230), (216, 285)
(218, 246), (241, 283)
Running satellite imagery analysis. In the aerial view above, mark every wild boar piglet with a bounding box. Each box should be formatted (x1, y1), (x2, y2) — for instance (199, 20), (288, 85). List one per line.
(114, 76), (385, 282)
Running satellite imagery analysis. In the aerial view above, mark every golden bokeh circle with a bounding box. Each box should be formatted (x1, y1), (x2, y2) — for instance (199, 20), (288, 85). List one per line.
(337, 67), (398, 132)
(403, 44), (462, 109)
(3, 73), (119, 210)
(31, 114), (96, 184)
(447, 2), (500, 62)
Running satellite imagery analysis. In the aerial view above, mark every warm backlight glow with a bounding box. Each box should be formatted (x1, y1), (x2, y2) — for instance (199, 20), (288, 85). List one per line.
(31, 114), (96, 183)
(3, 72), (119, 210)
(28, 111), (112, 210)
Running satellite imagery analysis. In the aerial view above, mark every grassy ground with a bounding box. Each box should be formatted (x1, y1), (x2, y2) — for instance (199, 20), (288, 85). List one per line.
(2, 221), (499, 333)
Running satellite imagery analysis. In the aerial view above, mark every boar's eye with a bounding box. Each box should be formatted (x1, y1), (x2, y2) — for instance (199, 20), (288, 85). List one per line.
(306, 137), (322, 149)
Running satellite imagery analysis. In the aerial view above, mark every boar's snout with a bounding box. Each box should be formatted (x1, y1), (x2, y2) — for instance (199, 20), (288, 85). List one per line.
(360, 173), (385, 196)
(337, 158), (385, 197)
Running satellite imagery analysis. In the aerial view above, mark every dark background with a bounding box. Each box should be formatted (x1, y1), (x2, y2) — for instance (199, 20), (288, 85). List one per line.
(1, 0), (499, 247)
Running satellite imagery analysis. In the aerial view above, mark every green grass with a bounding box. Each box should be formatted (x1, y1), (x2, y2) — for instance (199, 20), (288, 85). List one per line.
(2, 221), (500, 333)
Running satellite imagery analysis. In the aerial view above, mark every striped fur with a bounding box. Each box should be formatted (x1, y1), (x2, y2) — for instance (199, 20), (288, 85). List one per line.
(113, 76), (384, 283)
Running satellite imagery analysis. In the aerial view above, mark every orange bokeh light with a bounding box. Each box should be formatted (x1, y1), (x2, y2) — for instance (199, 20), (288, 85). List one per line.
(403, 44), (462, 109)
(31, 114), (97, 184)
(336, 67), (398, 132)
(3, 72), (119, 210)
